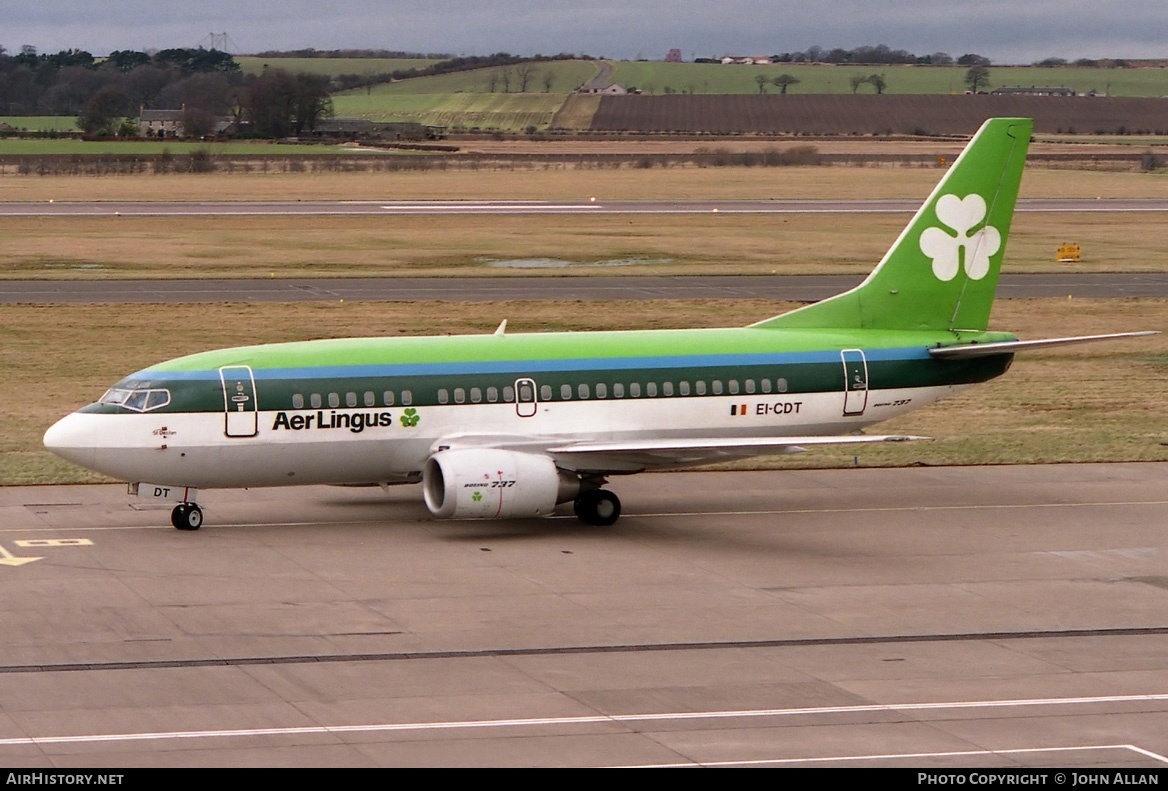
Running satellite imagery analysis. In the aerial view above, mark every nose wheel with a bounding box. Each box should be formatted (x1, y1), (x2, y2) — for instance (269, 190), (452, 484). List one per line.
(574, 489), (621, 526)
(171, 503), (204, 531)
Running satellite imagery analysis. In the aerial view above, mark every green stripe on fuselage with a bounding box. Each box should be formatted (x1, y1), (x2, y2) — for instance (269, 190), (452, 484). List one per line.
(85, 326), (1015, 415)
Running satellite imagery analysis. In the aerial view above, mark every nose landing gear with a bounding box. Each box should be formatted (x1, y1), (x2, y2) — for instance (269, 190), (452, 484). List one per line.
(171, 503), (204, 531)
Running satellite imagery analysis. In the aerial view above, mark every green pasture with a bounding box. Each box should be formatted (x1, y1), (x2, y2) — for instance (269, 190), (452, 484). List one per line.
(0, 138), (364, 155)
(235, 56), (440, 77)
(332, 92), (571, 131)
(0, 116), (80, 132)
(609, 62), (1168, 97)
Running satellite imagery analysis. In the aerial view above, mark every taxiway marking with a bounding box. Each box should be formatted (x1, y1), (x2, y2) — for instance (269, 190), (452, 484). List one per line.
(1, 692), (1165, 748)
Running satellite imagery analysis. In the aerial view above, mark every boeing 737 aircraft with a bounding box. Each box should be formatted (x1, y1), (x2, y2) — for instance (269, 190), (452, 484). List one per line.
(43, 117), (1152, 529)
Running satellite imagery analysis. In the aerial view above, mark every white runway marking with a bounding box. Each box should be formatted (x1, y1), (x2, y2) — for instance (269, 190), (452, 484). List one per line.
(2, 693), (1166, 749)
(638, 744), (1168, 768)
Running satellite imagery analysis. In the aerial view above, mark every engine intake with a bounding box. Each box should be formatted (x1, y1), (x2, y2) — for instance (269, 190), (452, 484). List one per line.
(423, 449), (580, 519)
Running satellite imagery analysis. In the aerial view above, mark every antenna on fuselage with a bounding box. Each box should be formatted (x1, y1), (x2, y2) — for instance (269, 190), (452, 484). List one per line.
(493, 320), (508, 336)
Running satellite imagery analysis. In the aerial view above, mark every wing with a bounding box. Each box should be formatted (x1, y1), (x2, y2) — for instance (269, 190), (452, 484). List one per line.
(545, 434), (928, 472)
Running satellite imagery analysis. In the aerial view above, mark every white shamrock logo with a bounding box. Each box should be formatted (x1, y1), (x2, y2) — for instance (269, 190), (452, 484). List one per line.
(919, 194), (1001, 281)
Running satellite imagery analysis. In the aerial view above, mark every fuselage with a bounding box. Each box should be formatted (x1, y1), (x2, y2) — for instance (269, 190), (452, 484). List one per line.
(44, 324), (1015, 489)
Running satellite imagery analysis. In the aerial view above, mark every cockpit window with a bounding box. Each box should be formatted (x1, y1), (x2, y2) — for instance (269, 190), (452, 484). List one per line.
(99, 387), (171, 412)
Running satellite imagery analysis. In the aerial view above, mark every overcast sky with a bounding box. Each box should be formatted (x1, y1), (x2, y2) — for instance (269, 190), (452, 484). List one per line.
(5, 1), (1167, 64)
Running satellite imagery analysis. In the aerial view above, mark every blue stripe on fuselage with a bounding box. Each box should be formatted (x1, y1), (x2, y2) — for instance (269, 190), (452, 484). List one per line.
(130, 347), (933, 383)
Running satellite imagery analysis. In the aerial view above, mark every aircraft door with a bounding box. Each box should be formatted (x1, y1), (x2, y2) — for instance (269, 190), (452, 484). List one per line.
(219, 365), (258, 437)
(841, 350), (868, 416)
(515, 377), (538, 418)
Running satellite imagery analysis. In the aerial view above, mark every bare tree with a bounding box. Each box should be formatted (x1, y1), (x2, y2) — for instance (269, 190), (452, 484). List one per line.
(515, 63), (535, 92)
(755, 73), (769, 94)
(869, 73), (887, 94)
(541, 70), (554, 93)
(849, 73), (869, 93)
(500, 67), (513, 93)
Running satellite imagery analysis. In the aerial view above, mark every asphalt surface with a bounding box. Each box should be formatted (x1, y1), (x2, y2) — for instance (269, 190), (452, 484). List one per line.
(2, 198), (1168, 216)
(3, 273), (1167, 304)
(0, 464), (1165, 767)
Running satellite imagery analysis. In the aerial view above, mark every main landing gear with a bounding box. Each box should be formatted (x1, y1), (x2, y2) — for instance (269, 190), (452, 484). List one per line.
(574, 489), (621, 526)
(171, 503), (203, 531)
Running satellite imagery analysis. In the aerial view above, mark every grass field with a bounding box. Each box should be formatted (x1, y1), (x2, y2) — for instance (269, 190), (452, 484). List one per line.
(612, 62), (1168, 97)
(332, 92), (570, 131)
(2, 164), (1168, 203)
(0, 139), (366, 156)
(0, 116), (80, 132)
(1, 165), (1167, 279)
(236, 57), (441, 77)
(6, 298), (1164, 486)
(0, 210), (1165, 280)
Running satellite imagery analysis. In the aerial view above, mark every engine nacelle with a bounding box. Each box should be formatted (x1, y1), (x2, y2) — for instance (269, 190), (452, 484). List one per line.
(423, 449), (580, 519)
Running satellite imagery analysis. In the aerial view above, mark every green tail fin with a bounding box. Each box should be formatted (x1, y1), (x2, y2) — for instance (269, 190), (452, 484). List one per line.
(755, 117), (1032, 332)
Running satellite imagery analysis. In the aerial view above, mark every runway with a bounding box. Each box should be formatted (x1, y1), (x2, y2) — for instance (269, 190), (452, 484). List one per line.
(4, 273), (1167, 304)
(2, 198), (1168, 217)
(0, 463), (1165, 767)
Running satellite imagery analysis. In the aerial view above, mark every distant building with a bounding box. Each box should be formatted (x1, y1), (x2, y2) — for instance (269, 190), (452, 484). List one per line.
(139, 108), (184, 138)
(989, 86), (1078, 97)
(580, 84), (632, 95)
(720, 56), (773, 65)
(139, 106), (234, 138)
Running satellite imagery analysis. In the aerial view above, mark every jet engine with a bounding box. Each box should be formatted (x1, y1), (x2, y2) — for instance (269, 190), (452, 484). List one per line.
(423, 449), (580, 519)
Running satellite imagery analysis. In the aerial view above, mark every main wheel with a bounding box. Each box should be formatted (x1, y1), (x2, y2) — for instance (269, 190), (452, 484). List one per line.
(574, 489), (621, 526)
(171, 503), (204, 531)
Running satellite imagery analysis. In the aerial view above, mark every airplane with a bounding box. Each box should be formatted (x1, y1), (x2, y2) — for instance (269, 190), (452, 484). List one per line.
(43, 117), (1154, 530)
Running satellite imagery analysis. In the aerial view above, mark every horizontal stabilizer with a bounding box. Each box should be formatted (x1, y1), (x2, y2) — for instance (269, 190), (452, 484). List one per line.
(929, 331), (1159, 359)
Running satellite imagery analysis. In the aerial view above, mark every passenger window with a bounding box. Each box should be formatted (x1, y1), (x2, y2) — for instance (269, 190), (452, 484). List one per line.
(761, 378), (772, 394)
(292, 393), (305, 409)
(696, 381), (707, 395)
(561, 384), (572, 400)
(310, 393), (322, 408)
(471, 387), (482, 403)
(613, 382), (625, 398)
(776, 378), (788, 393)
(454, 388), (466, 404)
(745, 379), (756, 394)
(662, 381), (674, 397)
(346, 392), (357, 408)
(646, 382), (658, 397)
(630, 382), (641, 398)
(578, 384), (590, 399)
(596, 383), (607, 399)
(487, 386), (498, 403)
(540, 385), (552, 401)
(383, 390), (395, 406)
(364, 391), (376, 407)
(438, 389), (449, 404)
(728, 380), (740, 395)
(679, 381), (690, 396)
(712, 381), (723, 395)
(401, 390), (413, 405)
(328, 392), (340, 408)
(503, 386), (515, 402)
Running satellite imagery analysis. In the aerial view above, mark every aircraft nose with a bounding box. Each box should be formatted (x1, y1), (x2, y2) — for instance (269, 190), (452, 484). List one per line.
(43, 413), (97, 468)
